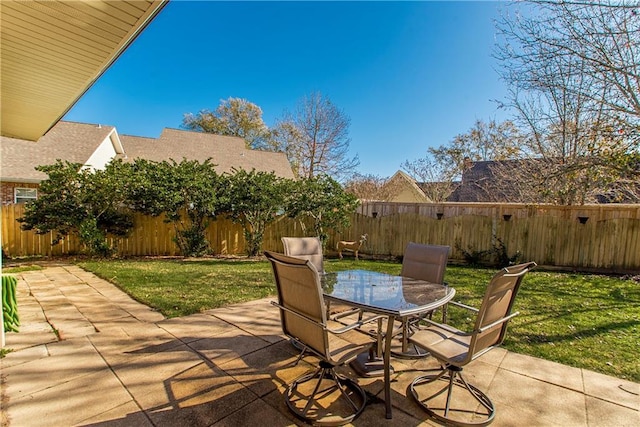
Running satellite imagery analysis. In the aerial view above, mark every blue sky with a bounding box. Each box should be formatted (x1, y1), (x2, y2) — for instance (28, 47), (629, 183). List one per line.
(65, 1), (512, 178)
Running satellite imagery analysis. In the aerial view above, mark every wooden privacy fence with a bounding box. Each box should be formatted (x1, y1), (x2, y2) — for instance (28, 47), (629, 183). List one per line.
(2, 203), (640, 273)
(353, 202), (640, 274)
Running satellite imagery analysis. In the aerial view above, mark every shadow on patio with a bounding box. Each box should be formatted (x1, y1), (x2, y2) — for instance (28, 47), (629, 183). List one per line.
(1, 265), (638, 426)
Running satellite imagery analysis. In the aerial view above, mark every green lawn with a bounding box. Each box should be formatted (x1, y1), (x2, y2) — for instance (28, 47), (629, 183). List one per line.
(76, 257), (639, 382)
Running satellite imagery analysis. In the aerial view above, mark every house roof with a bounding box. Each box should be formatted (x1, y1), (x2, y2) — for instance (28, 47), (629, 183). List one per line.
(447, 160), (519, 202)
(121, 128), (295, 178)
(448, 158), (640, 203)
(386, 170), (430, 203)
(2, 122), (295, 184)
(0, 0), (167, 141)
(1, 121), (118, 183)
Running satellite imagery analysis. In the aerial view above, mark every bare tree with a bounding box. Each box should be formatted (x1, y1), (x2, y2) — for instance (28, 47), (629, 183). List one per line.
(402, 119), (522, 201)
(182, 97), (271, 149)
(343, 173), (404, 202)
(272, 92), (359, 180)
(428, 119), (525, 173)
(494, 1), (640, 204)
(506, 1), (640, 124)
(401, 155), (459, 202)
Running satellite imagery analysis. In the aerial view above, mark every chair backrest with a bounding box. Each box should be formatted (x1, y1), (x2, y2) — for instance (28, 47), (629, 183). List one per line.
(281, 237), (325, 274)
(467, 261), (537, 361)
(401, 242), (450, 284)
(265, 251), (329, 358)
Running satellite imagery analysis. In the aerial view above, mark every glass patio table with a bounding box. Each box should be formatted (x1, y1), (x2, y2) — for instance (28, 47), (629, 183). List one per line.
(321, 269), (456, 419)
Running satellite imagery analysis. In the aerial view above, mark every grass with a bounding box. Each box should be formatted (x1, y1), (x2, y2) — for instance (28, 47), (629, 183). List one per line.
(77, 257), (640, 382)
(2, 265), (43, 274)
(78, 258), (275, 318)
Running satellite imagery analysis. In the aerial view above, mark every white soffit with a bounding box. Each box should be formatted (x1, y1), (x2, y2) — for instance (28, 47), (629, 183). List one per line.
(0, 0), (167, 141)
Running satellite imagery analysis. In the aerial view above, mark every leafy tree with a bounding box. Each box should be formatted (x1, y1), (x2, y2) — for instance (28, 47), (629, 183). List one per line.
(19, 160), (133, 256)
(272, 92), (359, 180)
(182, 97), (272, 149)
(223, 169), (287, 257)
(494, 1), (640, 204)
(284, 175), (360, 246)
(128, 159), (223, 256)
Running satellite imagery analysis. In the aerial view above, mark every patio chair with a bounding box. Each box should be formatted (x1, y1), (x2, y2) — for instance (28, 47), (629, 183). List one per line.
(265, 251), (378, 425)
(282, 236), (357, 319)
(408, 261), (537, 426)
(393, 242), (450, 358)
(282, 236), (325, 274)
(401, 242), (450, 284)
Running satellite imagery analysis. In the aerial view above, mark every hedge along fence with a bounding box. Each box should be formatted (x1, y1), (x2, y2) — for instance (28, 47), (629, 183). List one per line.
(0, 204), (310, 258)
(1, 204), (240, 257)
(2, 203), (640, 273)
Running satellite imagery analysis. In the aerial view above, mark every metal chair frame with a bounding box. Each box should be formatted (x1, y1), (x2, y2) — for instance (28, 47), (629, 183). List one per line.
(408, 262), (537, 426)
(266, 251), (380, 426)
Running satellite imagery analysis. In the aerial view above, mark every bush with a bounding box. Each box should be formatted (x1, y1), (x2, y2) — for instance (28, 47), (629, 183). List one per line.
(456, 236), (521, 268)
(18, 160), (133, 257)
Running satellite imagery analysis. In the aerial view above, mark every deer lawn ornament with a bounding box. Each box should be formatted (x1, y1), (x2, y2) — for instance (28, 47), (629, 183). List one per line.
(336, 234), (368, 260)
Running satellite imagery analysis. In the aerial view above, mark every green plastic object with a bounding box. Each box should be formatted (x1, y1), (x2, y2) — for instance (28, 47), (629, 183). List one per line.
(2, 275), (19, 332)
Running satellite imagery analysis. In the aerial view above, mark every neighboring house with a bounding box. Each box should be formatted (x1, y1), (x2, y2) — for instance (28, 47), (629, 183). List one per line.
(446, 160), (506, 202)
(445, 159), (640, 203)
(1, 121), (294, 205)
(1, 121), (124, 205)
(417, 181), (461, 203)
(120, 128), (295, 177)
(382, 171), (459, 203)
(431, 159), (639, 203)
(384, 171), (431, 203)
(391, 161), (526, 203)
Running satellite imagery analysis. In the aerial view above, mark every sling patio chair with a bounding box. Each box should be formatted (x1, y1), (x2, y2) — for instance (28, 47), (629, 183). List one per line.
(282, 236), (359, 320)
(407, 261), (537, 426)
(282, 236), (325, 275)
(392, 242), (451, 358)
(265, 251), (381, 426)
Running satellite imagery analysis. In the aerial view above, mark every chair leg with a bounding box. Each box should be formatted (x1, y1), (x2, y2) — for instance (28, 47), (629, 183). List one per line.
(409, 366), (495, 426)
(285, 362), (367, 426)
(290, 338), (306, 365)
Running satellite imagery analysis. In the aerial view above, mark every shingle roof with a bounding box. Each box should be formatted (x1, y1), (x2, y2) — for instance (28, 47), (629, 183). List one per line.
(121, 128), (295, 178)
(1, 121), (116, 182)
(2, 122), (295, 183)
(447, 160), (519, 202)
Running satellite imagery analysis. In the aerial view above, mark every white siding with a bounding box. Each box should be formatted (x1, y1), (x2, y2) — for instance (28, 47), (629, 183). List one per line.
(84, 135), (118, 170)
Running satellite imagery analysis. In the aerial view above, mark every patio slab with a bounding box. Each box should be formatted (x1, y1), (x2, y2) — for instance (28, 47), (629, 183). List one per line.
(1, 265), (638, 427)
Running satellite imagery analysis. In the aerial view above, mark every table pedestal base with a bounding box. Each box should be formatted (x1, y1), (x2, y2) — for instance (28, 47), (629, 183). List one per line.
(390, 335), (431, 359)
(350, 351), (394, 377)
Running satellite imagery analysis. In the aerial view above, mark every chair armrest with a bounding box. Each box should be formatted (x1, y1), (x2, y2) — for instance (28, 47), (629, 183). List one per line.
(329, 307), (361, 321)
(476, 311), (520, 333)
(271, 301), (384, 336)
(420, 318), (469, 335)
(327, 313), (385, 334)
(449, 301), (479, 313)
(419, 311), (520, 336)
(271, 301), (325, 329)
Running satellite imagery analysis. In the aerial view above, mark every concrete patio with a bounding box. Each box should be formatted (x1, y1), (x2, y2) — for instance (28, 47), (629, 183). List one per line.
(1, 265), (638, 427)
